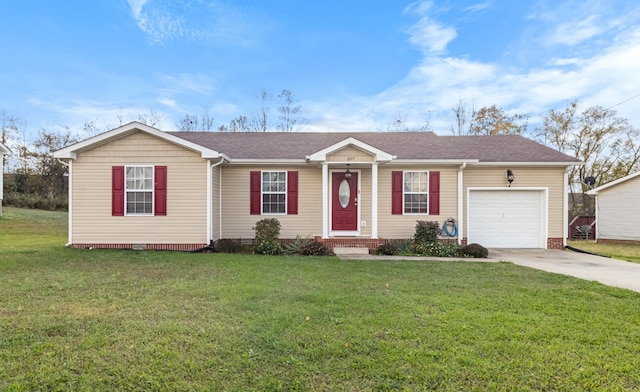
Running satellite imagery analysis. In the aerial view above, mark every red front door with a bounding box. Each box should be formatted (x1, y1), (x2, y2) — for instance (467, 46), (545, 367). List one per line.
(332, 172), (358, 231)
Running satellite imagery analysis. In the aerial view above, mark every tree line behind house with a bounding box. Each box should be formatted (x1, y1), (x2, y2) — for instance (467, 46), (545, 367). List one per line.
(1, 91), (639, 219)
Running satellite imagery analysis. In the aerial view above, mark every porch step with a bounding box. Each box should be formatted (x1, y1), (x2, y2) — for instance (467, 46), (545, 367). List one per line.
(332, 247), (370, 255)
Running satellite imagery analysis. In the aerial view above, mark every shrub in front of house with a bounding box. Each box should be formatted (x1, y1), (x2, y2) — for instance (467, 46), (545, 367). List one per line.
(461, 243), (489, 258)
(214, 239), (242, 253)
(412, 241), (462, 257)
(284, 235), (312, 255)
(375, 242), (398, 255)
(253, 218), (281, 243)
(414, 220), (440, 244)
(254, 240), (283, 256)
(300, 241), (328, 256)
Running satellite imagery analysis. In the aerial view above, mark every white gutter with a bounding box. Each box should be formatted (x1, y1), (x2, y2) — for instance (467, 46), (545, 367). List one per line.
(457, 162), (466, 245)
(207, 158), (225, 244)
(473, 162), (583, 167)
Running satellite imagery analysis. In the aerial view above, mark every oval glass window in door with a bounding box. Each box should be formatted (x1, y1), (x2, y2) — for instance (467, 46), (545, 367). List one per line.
(338, 179), (350, 208)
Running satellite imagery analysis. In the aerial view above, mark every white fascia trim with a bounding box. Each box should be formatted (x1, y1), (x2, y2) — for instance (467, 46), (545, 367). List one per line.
(307, 137), (395, 162)
(586, 170), (640, 195)
(53, 121), (221, 159)
(473, 162), (582, 167)
(388, 159), (478, 165)
(0, 143), (11, 154)
(226, 159), (308, 165)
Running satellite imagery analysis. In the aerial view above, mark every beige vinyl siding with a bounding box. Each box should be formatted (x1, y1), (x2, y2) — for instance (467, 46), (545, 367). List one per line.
(596, 178), (640, 241)
(461, 166), (566, 239)
(326, 146), (374, 162)
(377, 166), (459, 239)
(220, 166), (323, 239)
(72, 131), (208, 244)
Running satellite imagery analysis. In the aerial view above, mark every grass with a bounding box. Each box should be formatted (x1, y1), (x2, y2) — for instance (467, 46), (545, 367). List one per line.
(567, 240), (640, 263)
(2, 207), (640, 391)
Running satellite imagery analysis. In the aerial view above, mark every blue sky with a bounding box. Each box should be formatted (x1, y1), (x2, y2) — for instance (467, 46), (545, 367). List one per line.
(1, 0), (640, 137)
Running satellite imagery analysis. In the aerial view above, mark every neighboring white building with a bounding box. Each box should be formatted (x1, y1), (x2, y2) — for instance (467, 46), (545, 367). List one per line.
(587, 171), (640, 243)
(0, 143), (11, 217)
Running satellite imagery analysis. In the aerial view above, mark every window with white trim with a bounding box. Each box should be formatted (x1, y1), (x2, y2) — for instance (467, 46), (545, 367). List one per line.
(404, 171), (429, 214)
(125, 166), (153, 215)
(262, 171), (287, 214)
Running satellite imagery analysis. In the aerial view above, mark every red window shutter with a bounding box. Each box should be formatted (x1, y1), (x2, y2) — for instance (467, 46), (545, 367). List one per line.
(250, 171), (261, 215)
(154, 166), (167, 216)
(112, 166), (125, 216)
(429, 171), (440, 215)
(391, 171), (403, 215)
(287, 171), (298, 215)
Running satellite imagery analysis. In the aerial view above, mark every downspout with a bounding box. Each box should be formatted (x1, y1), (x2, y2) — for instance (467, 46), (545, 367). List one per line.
(563, 167), (569, 247)
(57, 158), (72, 247)
(208, 158), (225, 245)
(457, 162), (466, 245)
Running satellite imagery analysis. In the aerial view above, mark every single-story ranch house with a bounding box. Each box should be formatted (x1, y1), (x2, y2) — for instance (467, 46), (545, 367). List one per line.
(587, 171), (640, 244)
(0, 142), (10, 217)
(53, 122), (581, 251)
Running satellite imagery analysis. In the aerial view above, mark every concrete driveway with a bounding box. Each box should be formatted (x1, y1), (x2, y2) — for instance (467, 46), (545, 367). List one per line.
(490, 248), (640, 293)
(338, 248), (640, 293)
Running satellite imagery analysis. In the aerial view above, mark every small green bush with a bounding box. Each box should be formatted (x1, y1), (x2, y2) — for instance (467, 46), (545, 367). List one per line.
(375, 242), (398, 255)
(214, 239), (241, 253)
(253, 218), (281, 243)
(414, 220), (440, 244)
(254, 240), (283, 256)
(393, 238), (414, 255)
(462, 243), (489, 258)
(284, 235), (312, 255)
(300, 241), (328, 256)
(412, 241), (462, 257)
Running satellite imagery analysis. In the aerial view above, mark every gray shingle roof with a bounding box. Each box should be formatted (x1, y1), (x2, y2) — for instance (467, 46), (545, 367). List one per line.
(168, 131), (580, 163)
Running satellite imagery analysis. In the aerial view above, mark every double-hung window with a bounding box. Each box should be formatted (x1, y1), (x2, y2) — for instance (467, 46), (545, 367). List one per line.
(126, 166), (154, 215)
(112, 165), (167, 216)
(250, 171), (298, 215)
(392, 170), (440, 215)
(403, 171), (429, 214)
(262, 171), (287, 214)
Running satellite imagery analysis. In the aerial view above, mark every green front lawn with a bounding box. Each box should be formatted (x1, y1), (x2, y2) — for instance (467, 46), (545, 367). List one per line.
(567, 240), (640, 263)
(2, 207), (640, 390)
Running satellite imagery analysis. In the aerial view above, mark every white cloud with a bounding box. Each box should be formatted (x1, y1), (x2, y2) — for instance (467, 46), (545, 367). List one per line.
(126, 0), (270, 46)
(403, 1), (457, 54)
(307, 2), (640, 133)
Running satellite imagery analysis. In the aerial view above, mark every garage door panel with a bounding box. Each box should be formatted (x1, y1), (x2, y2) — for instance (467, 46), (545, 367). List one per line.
(468, 190), (544, 248)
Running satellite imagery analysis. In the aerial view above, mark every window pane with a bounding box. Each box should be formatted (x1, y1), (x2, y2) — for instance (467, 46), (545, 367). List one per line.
(261, 171), (287, 214)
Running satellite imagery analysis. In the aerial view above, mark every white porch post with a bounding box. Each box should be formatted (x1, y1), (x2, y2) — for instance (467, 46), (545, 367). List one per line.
(371, 162), (378, 239)
(322, 162), (329, 238)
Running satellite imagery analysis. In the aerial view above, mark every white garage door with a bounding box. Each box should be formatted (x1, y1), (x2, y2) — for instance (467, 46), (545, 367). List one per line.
(468, 190), (545, 248)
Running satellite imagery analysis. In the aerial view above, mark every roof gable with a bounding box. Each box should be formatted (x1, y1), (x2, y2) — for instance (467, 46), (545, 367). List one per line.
(53, 122), (221, 160)
(0, 143), (10, 155)
(587, 171), (640, 195)
(307, 137), (395, 162)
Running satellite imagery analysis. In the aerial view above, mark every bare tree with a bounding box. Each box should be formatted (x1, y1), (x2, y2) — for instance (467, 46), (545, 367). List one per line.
(450, 99), (476, 135)
(1, 111), (24, 171)
(176, 113), (215, 131)
(537, 100), (640, 217)
(250, 89), (271, 132)
(277, 89), (306, 132)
